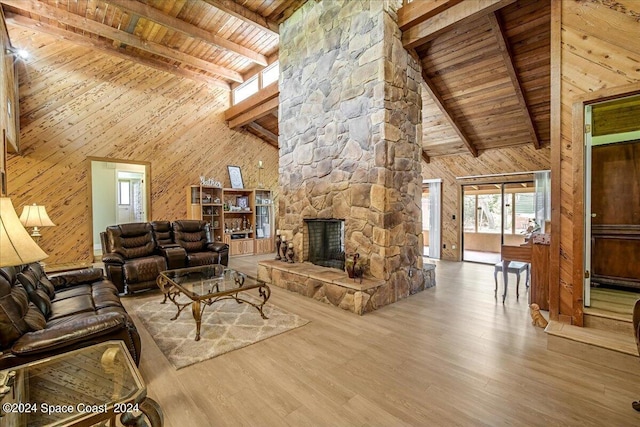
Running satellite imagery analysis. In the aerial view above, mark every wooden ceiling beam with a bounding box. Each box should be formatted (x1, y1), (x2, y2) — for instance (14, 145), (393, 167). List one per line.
(0, 0), (244, 82)
(106, 0), (267, 66)
(421, 150), (431, 164)
(488, 12), (541, 149)
(202, 0), (279, 37)
(421, 70), (478, 157)
(246, 122), (279, 147)
(5, 13), (231, 90)
(228, 97), (279, 129)
(268, 0), (307, 25)
(232, 52), (278, 89)
(397, 0), (464, 31)
(225, 83), (279, 121)
(402, 0), (516, 49)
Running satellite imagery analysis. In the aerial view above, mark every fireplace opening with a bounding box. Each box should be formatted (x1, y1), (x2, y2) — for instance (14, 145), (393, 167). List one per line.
(305, 219), (345, 271)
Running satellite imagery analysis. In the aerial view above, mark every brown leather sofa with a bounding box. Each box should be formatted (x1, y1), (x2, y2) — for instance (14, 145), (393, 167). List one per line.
(0, 263), (141, 370)
(173, 220), (229, 267)
(101, 220), (229, 294)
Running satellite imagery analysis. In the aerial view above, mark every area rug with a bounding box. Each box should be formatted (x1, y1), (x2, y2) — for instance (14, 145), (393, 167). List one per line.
(134, 295), (309, 369)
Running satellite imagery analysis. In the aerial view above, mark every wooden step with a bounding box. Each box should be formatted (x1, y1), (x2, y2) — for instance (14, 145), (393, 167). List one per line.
(584, 308), (634, 335)
(546, 320), (639, 374)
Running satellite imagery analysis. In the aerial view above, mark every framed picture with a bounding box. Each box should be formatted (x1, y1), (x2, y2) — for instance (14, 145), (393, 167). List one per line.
(237, 196), (249, 209)
(227, 165), (244, 189)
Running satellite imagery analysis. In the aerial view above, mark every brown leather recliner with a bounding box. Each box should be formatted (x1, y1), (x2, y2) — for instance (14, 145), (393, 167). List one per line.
(102, 221), (230, 294)
(172, 220), (229, 267)
(150, 221), (187, 270)
(102, 223), (167, 294)
(0, 263), (141, 370)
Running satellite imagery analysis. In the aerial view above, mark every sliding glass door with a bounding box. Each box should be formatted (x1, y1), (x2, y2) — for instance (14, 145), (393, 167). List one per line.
(462, 182), (534, 264)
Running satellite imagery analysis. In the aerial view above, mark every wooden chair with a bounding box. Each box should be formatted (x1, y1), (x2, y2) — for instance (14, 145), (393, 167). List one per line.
(494, 261), (530, 303)
(633, 299), (640, 411)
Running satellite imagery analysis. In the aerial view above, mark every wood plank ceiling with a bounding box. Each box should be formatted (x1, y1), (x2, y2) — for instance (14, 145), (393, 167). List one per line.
(1, 0), (305, 89)
(1, 0), (550, 160)
(406, 0), (551, 160)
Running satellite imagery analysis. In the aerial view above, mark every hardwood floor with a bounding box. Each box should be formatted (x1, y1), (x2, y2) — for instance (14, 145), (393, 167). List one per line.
(121, 259), (640, 426)
(590, 287), (640, 317)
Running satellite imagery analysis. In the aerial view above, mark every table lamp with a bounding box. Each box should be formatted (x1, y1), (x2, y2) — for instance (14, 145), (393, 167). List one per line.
(0, 197), (48, 267)
(19, 203), (56, 243)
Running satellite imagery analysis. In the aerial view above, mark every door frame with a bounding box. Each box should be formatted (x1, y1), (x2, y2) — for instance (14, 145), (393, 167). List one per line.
(571, 82), (640, 326)
(583, 105), (592, 307)
(88, 157), (151, 257)
(459, 177), (536, 264)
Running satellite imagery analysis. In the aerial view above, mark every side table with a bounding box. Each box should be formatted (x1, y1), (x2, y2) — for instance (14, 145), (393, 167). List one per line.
(0, 341), (162, 426)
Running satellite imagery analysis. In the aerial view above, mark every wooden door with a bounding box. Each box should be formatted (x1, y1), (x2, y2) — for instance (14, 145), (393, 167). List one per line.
(591, 140), (640, 289)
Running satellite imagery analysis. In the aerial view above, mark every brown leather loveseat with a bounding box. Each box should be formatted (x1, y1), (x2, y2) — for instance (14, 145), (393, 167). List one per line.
(101, 220), (229, 294)
(0, 263), (141, 370)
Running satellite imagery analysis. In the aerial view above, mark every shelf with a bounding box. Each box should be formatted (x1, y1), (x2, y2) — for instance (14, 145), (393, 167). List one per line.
(189, 186), (272, 257)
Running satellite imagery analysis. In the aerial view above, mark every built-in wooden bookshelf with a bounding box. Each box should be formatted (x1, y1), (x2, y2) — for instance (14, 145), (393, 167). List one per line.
(187, 186), (274, 256)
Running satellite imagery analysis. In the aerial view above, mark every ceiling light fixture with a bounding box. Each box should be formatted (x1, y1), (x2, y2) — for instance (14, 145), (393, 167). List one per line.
(5, 47), (29, 59)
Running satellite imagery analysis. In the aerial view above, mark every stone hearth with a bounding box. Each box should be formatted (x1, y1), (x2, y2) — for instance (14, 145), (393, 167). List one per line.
(271, 0), (427, 312)
(257, 261), (436, 315)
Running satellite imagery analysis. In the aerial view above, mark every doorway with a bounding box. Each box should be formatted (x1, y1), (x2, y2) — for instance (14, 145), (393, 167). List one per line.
(117, 172), (146, 223)
(422, 179), (442, 259)
(90, 159), (150, 258)
(462, 182), (535, 264)
(583, 94), (640, 313)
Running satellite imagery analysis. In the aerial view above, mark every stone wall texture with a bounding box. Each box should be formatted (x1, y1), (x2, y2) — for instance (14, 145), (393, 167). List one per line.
(278, 0), (426, 309)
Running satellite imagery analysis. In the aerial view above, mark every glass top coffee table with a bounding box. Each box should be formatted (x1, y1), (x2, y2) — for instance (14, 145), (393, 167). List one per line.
(156, 265), (271, 341)
(0, 340), (162, 427)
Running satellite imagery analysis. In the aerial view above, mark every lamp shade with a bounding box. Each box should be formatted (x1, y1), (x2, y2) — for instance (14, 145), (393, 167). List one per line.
(0, 198), (49, 267)
(20, 204), (56, 228)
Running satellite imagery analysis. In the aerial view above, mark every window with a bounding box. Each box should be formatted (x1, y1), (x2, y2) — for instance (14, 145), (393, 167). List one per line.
(514, 192), (535, 233)
(421, 191), (430, 231)
(118, 181), (130, 205)
(233, 76), (259, 104)
(463, 194), (477, 232)
(231, 61), (280, 105)
(262, 61), (279, 87)
(477, 193), (502, 233)
(503, 194), (513, 234)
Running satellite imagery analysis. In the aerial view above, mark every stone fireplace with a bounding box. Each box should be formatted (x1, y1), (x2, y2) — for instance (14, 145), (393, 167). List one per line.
(258, 0), (432, 314)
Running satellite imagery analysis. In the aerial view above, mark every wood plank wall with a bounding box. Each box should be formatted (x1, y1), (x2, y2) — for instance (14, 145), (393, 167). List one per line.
(5, 25), (279, 264)
(421, 144), (550, 261)
(0, 11), (18, 195)
(555, 0), (640, 325)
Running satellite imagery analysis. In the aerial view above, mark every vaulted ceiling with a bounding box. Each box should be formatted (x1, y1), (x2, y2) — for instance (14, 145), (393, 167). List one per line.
(406, 0), (550, 160)
(1, 0), (304, 89)
(2, 0), (550, 160)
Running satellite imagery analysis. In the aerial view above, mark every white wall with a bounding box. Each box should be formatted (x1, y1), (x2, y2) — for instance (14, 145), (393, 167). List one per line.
(91, 161), (146, 251)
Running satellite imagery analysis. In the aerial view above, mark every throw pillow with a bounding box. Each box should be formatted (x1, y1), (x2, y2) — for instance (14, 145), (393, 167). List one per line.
(0, 283), (38, 348)
(26, 263), (56, 298)
(17, 271), (53, 319)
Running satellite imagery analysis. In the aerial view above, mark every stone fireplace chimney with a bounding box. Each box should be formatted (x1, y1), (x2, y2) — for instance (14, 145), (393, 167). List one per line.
(276, 0), (426, 311)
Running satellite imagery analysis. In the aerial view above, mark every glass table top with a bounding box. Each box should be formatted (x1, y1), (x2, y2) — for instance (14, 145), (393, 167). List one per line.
(158, 265), (255, 300)
(0, 341), (145, 427)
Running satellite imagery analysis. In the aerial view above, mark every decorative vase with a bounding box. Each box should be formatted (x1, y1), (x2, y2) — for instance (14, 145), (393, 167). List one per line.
(287, 243), (295, 263)
(275, 234), (281, 260)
